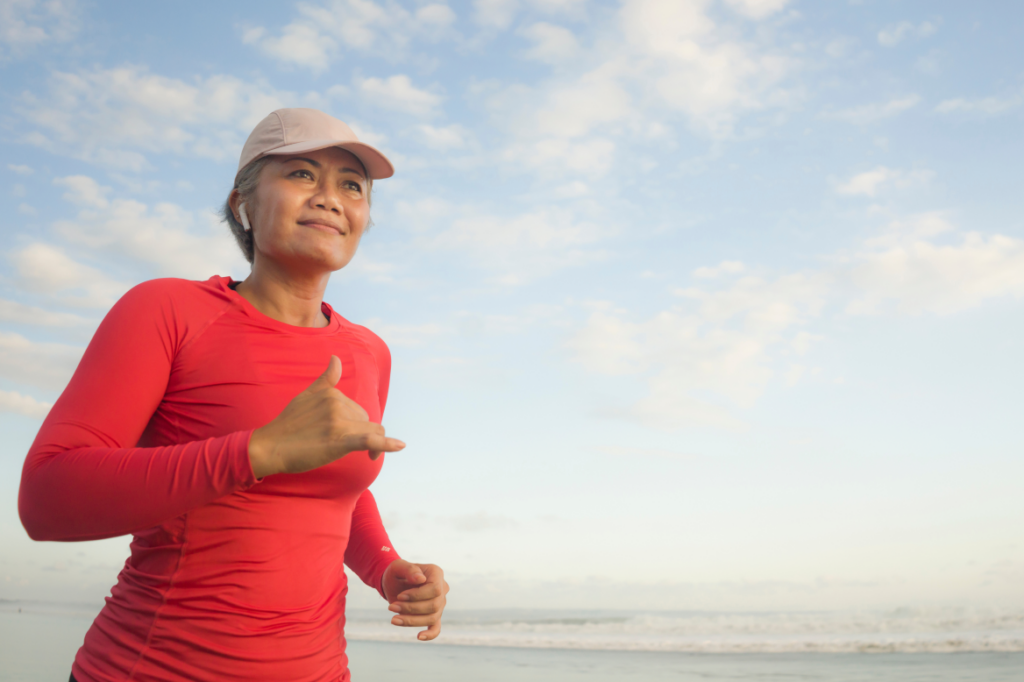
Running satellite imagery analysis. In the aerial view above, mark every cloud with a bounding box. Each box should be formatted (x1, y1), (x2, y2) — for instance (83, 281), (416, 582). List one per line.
(0, 331), (84, 391)
(472, 0), (588, 28)
(619, 0), (791, 135)
(8, 178), (247, 311)
(51, 197), (249, 282)
(0, 298), (91, 327)
(0, 0), (78, 58)
(497, 68), (632, 140)
(566, 209), (1024, 430)
(245, 0), (457, 70)
(723, 0), (791, 20)
(402, 201), (614, 284)
(417, 3), (457, 26)
(935, 93), (1022, 116)
(846, 218), (1024, 316)
(693, 260), (745, 279)
(11, 243), (128, 309)
(835, 166), (933, 197)
(474, 0), (518, 29)
(826, 95), (920, 125)
(877, 20), (937, 47)
(243, 23), (334, 72)
(8, 163), (34, 175)
(414, 123), (470, 150)
(520, 22), (580, 63)
(824, 37), (857, 59)
(19, 65), (289, 169)
(54, 175), (110, 208)
(0, 388), (52, 418)
(504, 136), (618, 178)
(553, 181), (590, 198)
(479, 0), (795, 180)
(835, 167), (895, 197)
(392, 197), (615, 284)
(529, 0), (588, 14)
(486, 67), (628, 177)
(355, 75), (442, 117)
(568, 271), (829, 429)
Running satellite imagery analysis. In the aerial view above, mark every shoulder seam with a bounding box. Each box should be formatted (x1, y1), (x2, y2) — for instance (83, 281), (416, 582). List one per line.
(175, 298), (241, 357)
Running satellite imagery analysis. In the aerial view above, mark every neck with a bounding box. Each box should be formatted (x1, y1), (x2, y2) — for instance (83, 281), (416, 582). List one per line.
(235, 258), (332, 328)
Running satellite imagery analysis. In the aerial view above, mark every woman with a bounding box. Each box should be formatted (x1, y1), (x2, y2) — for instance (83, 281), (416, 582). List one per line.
(18, 108), (448, 682)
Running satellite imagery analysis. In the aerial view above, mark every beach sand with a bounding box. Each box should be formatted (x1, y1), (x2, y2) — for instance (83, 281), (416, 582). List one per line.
(348, 640), (1024, 682)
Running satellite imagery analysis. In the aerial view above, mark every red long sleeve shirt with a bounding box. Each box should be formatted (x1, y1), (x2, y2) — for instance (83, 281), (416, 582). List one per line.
(18, 276), (401, 682)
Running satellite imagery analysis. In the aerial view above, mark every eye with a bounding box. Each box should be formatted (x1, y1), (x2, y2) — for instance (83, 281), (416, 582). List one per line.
(291, 169), (315, 180)
(344, 180), (363, 193)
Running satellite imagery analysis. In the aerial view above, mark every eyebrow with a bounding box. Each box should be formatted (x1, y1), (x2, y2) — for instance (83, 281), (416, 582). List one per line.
(286, 156), (366, 179)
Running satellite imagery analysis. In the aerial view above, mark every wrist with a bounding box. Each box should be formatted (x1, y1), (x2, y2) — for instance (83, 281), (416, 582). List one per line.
(248, 428), (278, 479)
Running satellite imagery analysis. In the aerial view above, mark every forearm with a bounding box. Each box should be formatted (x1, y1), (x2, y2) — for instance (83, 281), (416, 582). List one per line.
(345, 490), (401, 598)
(19, 430), (258, 541)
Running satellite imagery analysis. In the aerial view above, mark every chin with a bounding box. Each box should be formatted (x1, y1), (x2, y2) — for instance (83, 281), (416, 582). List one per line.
(297, 237), (358, 270)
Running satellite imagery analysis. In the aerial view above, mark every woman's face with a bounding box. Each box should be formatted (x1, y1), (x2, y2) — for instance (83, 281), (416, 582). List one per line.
(243, 146), (370, 275)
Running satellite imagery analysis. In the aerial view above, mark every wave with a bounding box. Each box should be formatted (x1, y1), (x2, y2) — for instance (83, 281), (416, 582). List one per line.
(6, 601), (1022, 653)
(343, 607), (1024, 653)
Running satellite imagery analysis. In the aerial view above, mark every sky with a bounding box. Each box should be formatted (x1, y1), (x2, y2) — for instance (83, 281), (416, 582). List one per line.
(1, 0), (1023, 614)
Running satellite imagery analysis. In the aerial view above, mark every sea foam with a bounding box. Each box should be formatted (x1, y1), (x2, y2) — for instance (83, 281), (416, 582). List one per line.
(343, 607), (1024, 653)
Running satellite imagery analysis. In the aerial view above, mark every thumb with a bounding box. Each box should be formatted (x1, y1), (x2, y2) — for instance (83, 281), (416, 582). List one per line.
(311, 355), (342, 390)
(395, 561), (426, 584)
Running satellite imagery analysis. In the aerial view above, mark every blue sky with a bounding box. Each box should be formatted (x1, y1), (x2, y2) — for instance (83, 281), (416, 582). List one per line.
(1, 0), (1023, 615)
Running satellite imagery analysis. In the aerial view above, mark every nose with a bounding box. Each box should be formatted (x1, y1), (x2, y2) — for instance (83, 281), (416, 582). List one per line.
(310, 183), (344, 214)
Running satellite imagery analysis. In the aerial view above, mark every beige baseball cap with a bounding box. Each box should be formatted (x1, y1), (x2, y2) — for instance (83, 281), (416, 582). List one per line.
(237, 108), (394, 180)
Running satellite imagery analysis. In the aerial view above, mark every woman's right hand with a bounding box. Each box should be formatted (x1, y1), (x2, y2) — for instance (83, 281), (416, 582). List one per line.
(247, 356), (405, 479)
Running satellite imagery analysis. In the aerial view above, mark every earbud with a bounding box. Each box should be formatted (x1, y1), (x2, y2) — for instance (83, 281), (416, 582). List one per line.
(239, 203), (251, 232)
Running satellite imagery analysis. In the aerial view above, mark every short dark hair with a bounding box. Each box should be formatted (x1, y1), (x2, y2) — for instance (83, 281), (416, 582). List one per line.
(221, 157), (271, 265)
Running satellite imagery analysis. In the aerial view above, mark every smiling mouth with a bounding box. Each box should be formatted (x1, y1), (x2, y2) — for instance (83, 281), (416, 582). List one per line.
(299, 221), (346, 235)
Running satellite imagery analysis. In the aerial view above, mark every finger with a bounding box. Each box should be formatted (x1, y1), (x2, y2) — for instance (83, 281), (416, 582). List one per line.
(362, 434), (406, 454)
(311, 355), (342, 391)
(367, 440), (404, 460)
(390, 613), (440, 628)
(363, 442), (404, 462)
(396, 582), (441, 602)
(418, 564), (444, 584)
(341, 428), (405, 454)
(419, 621), (442, 641)
(389, 595), (444, 615)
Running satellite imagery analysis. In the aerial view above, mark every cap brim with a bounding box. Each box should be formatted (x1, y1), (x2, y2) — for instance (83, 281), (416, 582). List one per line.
(264, 139), (395, 179)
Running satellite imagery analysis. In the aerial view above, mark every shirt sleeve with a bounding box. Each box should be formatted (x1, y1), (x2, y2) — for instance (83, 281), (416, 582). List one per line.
(344, 490), (401, 599)
(18, 280), (259, 542)
(343, 326), (399, 598)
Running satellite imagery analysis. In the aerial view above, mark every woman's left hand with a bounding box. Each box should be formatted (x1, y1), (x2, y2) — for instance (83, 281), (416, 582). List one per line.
(382, 560), (449, 641)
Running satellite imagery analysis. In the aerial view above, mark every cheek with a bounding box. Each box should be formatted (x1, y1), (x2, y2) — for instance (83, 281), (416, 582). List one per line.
(348, 201), (371, 232)
(254, 192), (301, 241)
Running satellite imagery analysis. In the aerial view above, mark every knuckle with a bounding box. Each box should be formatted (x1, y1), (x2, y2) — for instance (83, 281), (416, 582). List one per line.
(327, 399), (345, 419)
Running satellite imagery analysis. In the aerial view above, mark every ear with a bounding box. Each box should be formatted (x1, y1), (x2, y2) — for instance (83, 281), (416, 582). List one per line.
(228, 188), (245, 224)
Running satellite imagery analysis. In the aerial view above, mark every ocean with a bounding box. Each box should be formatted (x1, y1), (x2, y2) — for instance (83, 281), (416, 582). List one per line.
(2, 600), (1022, 681)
